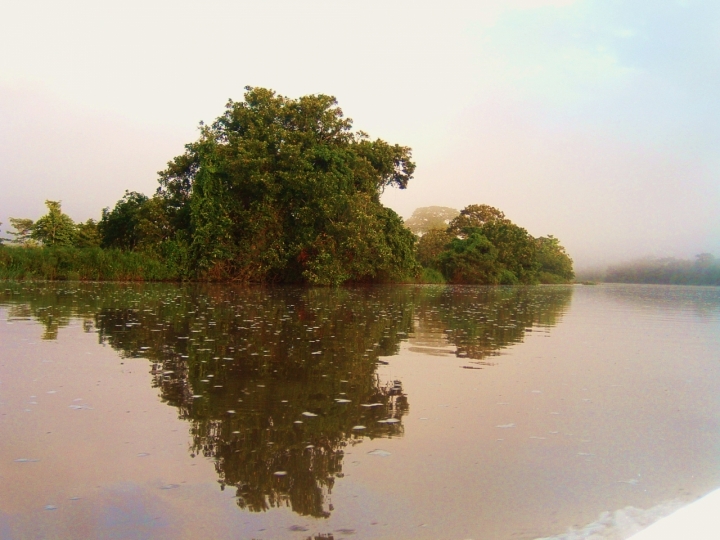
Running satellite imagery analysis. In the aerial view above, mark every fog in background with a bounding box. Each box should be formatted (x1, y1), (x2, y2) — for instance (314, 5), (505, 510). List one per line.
(1, 0), (718, 270)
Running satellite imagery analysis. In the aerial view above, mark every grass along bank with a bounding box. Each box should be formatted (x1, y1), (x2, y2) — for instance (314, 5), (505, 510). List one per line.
(0, 246), (181, 281)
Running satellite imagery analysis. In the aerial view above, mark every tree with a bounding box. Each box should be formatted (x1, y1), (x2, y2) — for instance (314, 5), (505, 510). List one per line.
(99, 191), (149, 250)
(536, 235), (574, 283)
(416, 228), (454, 268)
(480, 219), (539, 284)
(75, 219), (102, 248)
(31, 201), (77, 246)
(437, 228), (503, 284)
(447, 204), (507, 236)
(7, 218), (36, 246)
(158, 87), (418, 284)
(404, 206), (459, 236)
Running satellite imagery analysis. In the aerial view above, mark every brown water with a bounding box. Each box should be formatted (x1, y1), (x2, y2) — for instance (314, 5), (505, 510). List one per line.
(1, 283), (719, 539)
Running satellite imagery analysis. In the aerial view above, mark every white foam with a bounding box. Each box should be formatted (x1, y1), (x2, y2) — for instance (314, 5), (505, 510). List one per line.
(536, 499), (684, 540)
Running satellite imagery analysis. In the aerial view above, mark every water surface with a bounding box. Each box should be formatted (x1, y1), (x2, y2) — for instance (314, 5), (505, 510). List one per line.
(1, 283), (719, 539)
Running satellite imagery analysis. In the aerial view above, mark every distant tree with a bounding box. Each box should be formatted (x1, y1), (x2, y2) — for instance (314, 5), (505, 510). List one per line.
(447, 204), (507, 236)
(7, 218), (36, 246)
(606, 254), (719, 285)
(32, 201), (77, 247)
(695, 253), (716, 269)
(98, 191), (149, 250)
(536, 235), (574, 283)
(74, 219), (102, 248)
(404, 206), (459, 236)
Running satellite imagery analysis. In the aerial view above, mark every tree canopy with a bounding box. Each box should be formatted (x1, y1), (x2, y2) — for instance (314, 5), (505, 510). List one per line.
(156, 87), (418, 284)
(31, 201), (77, 247)
(413, 203), (574, 284)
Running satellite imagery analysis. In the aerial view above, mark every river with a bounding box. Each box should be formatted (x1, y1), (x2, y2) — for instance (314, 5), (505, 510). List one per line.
(1, 283), (719, 539)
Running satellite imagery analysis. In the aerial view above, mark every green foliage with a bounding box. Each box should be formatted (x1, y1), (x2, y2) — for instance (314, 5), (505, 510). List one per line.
(447, 204), (507, 236)
(416, 228), (454, 268)
(0, 245), (179, 281)
(479, 220), (539, 284)
(159, 87), (417, 283)
(7, 217), (36, 246)
(416, 204), (573, 285)
(536, 235), (574, 283)
(74, 219), (102, 248)
(31, 201), (77, 247)
(437, 228), (503, 284)
(404, 206), (459, 235)
(418, 266), (446, 283)
(99, 191), (149, 250)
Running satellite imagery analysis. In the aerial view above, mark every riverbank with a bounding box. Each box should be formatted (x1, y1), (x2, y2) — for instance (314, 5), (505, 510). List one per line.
(0, 245), (180, 281)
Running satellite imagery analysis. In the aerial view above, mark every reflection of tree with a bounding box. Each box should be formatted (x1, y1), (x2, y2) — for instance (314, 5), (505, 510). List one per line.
(94, 286), (413, 518)
(410, 286), (573, 362)
(0, 282), (574, 518)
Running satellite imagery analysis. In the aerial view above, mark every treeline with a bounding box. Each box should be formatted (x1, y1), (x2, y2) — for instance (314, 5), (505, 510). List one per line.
(407, 205), (574, 284)
(604, 254), (720, 285)
(1, 87), (574, 285)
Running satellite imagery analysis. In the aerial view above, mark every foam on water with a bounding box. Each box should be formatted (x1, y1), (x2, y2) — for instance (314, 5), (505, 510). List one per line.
(536, 499), (683, 540)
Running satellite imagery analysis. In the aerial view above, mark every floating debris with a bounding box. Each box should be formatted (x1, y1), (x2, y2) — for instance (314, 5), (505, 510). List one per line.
(301, 412), (318, 417)
(378, 418), (400, 424)
(352, 425), (366, 430)
(496, 423), (515, 428)
(367, 449), (391, 457)
(361, 403), (383, 408)
(160, 484), (180, 490)
(619, 478), (640, 485)
(335, 399), (351, 403)
(274, 471), (288, 476)
(44, 505), (57, 511)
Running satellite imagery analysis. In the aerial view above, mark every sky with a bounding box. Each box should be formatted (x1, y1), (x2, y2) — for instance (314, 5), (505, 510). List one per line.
(1, 0), (718, 269)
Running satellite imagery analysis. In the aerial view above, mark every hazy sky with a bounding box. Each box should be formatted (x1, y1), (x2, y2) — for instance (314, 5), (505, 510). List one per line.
(1, 0), (718, 268)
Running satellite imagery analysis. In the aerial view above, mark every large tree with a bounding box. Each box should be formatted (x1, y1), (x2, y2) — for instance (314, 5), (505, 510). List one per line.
(31, 201), (77, 247)
(158, 87), (418, 284)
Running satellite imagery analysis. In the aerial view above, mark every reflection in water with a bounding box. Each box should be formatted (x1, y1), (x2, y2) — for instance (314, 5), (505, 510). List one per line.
(0, 283), (572, 518)
(411, 286), (573, 363)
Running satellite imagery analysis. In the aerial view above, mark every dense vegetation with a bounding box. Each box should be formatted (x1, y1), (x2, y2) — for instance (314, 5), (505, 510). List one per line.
(410, 204), (575, 284)
(603, 254), (720, 285)
(1, 87), (575, 285)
